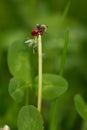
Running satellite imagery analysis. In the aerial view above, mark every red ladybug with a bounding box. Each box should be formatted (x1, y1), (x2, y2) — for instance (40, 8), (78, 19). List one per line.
(31, 24), (47, 36)
(31, 28), (39, 36)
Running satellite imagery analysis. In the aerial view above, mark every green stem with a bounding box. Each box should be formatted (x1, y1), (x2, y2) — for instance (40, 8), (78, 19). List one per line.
(50, 99), (59, 130)
(50, 30), (69, 130)
(37, 34), (42, 112)
(25, 87), (29, 105)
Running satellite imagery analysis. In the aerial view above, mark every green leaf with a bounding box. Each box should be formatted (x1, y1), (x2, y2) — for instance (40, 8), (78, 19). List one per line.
(7, 41), (33, 84)
(17, 105), (44, 130)
(60, 2), (70, 25)
(74, 94), (87, 122)
(35, 74), (68, 99)
(9, 78), (25, 102)
(59, 29), (69, 76)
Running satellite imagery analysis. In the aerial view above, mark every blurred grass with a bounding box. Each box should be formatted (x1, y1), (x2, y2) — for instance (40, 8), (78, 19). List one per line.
(0, 0), (87, 130)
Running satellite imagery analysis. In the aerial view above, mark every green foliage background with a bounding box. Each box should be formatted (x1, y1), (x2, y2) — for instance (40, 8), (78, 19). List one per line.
(0, 0), (87, 130)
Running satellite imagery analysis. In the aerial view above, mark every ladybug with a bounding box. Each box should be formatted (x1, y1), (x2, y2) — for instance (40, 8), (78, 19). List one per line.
(31, 24), (47, 36)
(31, 28), (39, 36)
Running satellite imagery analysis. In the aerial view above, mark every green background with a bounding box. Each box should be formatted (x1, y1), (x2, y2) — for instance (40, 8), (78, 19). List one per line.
(0, 0), (87, 130)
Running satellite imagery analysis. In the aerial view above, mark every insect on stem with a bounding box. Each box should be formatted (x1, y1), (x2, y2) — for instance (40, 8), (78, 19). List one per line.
(37, 34), (42, 112)
(27, 24), (47, 112)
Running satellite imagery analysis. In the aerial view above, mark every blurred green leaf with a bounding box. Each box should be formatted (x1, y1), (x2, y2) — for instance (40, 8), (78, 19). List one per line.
(9, 78), (25, 103)
(60, 1), (70, 26)
(35, 74), (68, 99)
(81, 121), (87, 130)
(17, 105), (44, 130)
(2, 30), (27, 48)
(7, 40), (33, 84)
(74, 94), (87, 122)
(59, 29), (69, 76)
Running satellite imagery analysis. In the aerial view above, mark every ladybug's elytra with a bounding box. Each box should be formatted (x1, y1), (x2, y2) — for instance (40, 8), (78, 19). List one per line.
(31, 28), (39, 36)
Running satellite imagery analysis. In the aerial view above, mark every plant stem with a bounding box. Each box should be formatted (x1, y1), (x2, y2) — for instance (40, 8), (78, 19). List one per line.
(37, 34), (42, 112)
(25, 87), (29, 105)
(50, 99), (59, 130)
(50, 29), (69, 130)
